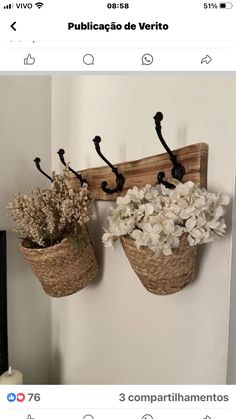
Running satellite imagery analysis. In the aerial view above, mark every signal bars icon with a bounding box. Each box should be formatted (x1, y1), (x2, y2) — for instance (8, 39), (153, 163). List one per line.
(3, 2), (13, 8)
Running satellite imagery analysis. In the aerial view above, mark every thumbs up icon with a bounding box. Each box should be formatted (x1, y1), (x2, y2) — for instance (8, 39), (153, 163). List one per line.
(24, 54), (36, 65)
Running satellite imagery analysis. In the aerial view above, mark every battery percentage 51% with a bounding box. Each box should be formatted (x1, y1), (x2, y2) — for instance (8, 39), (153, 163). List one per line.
(203, 2), (233, 8)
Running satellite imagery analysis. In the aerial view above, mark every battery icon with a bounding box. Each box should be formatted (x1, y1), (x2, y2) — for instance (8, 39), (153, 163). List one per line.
(219, 2), (233, 8)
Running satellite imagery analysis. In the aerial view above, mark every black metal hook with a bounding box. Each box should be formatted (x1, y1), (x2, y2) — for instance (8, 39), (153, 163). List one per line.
(34, 157), (53, 182)
(92, 136), (125, 194)
(154, 112), (185, 188)
(57, 149), (87, 187)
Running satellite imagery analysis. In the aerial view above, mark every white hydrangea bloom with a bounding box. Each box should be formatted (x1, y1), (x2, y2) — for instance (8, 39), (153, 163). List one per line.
(102, 182), (230, 255)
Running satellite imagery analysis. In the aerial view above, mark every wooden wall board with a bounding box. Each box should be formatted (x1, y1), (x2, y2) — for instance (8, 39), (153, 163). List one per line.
(69, 142), (208, 201)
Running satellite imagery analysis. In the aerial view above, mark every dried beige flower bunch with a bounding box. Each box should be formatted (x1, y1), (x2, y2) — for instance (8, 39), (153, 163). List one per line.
(8, 168), (93, 248)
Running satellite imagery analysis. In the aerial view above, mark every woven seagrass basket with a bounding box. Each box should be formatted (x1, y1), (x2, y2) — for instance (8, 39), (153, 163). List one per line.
(20, 227), (98, 298)
(121, 234), (197, 295)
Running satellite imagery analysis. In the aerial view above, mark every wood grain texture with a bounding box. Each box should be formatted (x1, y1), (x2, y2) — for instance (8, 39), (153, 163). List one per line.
(69, 143), (208, 201)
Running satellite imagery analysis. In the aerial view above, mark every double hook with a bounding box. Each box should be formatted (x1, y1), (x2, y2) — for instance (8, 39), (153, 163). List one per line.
(154, 112), (185, 189)
(57, 149), (87, 186)
(92, 136), (125, 195)
(34, 150), (86, 186)
(34, 157), (53, 182)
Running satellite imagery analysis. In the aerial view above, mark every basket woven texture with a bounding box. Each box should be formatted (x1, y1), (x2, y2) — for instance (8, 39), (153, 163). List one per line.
(121, 234), (197, 295)
(20, 228), (98, 298)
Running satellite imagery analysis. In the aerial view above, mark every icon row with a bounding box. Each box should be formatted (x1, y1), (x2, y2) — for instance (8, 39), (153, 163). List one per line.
(6, 3), (44, 11)
(3, 406), (215, 419)
(21, 53), (213, 66)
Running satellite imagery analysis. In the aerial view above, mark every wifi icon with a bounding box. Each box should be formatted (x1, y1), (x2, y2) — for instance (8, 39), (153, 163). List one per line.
(35, 2), (44, 8)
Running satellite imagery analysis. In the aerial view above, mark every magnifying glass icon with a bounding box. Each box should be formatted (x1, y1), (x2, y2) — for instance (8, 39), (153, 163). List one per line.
(83, 54), (95, 65)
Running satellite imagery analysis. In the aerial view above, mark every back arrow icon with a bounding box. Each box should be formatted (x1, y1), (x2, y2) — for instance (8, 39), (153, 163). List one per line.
(11, 21), (16, 31)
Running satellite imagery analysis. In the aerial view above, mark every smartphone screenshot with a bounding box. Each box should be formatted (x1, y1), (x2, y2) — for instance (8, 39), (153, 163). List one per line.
(0, 1), (236, 418)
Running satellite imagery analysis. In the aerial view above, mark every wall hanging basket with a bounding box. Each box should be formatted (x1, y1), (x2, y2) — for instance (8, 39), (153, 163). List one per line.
(121, 235), (197, 295)
(20, 227), (98, 298)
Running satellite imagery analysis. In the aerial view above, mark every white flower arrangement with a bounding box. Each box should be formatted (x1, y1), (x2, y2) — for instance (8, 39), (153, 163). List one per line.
(102, 181), (230, 256)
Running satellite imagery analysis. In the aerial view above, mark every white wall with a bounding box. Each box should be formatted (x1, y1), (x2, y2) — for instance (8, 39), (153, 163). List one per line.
(0, 77), (52, 384)
(227, 165), (236, 383)
(50, 75), (236, 384)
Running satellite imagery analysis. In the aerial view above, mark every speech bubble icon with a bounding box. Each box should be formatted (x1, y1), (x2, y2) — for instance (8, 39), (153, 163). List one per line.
(83, 54), (94, 65)
(141, 53), (154, 65)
